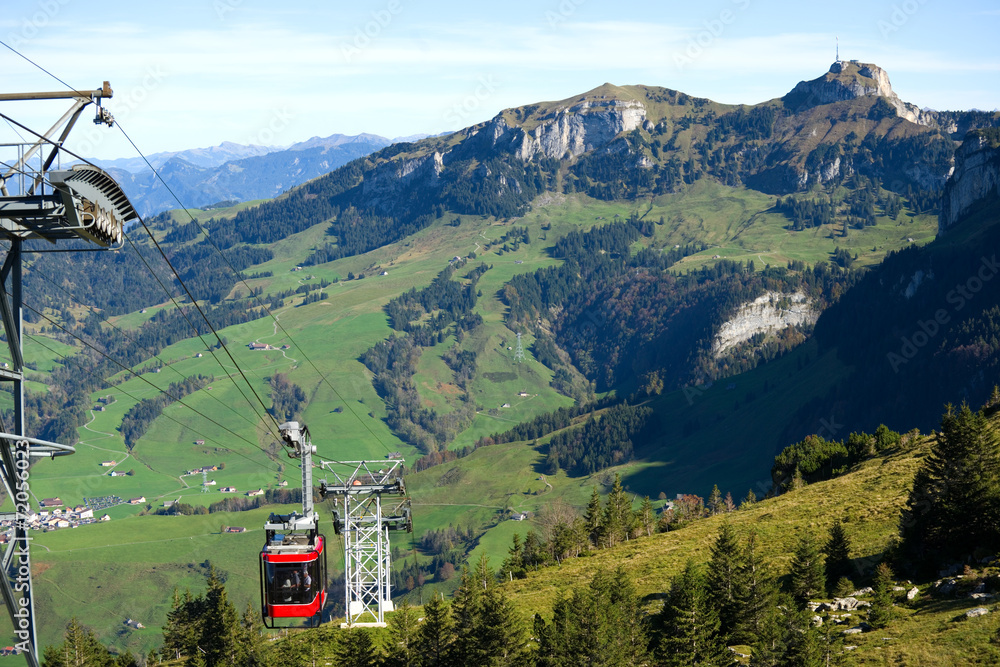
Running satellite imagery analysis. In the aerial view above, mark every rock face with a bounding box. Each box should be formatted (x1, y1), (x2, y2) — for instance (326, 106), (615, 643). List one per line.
(785, 61), (931, 125)
(939, 132), (1000, 232)
(464, 99), (647, 162)
(517, 99), (647, 160)
(712, 291), (816, 358)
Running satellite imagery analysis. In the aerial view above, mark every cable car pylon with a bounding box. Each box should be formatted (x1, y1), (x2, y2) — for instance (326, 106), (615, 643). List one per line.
(319, 456), (411, 627)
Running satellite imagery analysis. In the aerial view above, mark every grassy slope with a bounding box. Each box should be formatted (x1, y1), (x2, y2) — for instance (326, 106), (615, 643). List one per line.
(503, 433), (1000, 665)
(16, 181), (936, 653)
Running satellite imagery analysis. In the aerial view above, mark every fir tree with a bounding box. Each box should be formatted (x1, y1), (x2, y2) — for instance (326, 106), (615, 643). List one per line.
(385, 600), (419, 667)
(706, 522), (743, 641)
(602, 474), (633, 547)
(584, 486), (603, 548)
(415, 593), (454, 667)
(201, 568), (241, 667)
(42, 618), (116, 667)
(335, 629), (379, 667)
(655, 560), (730, 667)
(499, 533), (526, 581)
(900, 404), (1000, 568)
(789, 532), (826, 602)
(867, 562), (896, 629)
(823, 521), (852, 592)
(734, 529), (779, 647)
(451, 555), (526, 665)
(638, 495), (656, 537)
(741, 488), (757, 509)
(707, 484), (724, 515)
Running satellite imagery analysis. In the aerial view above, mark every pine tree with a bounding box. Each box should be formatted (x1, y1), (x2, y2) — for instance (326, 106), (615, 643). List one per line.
(335, 629), (379, 667)
(584, 486), (603, 548)
(900, 404), (1000, 567)
(415, 593), (454, 667)
(163, 589), (200, 661)
(451, 555), (526, 665)
(706, 522), (743, 641)
(707, 484), (723, 515)
(234, 602), (267, 667)
(823, 521), (852, 592)
(638, 495), (655, 537)
(499, 533), (525, 581)
(656, 560), (730, 667)
(867, 562), (896, 629)
(42, 618), (115, 667)
(734, 529), (779, 647)
(789, 532), (826, 602)
(200, 568), (241, 667)
(741, 488), (757, 508)
(385, 601), (419, 667)
(781, 606), (823, 667)
(601, 474), (632, 547)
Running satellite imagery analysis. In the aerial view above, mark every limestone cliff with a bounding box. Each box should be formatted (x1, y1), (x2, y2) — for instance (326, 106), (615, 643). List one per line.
(712, 292), (817, 358)
(939, 130), (1000, 232)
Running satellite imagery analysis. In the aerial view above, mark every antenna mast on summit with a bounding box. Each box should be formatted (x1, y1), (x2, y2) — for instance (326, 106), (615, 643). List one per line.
(0, 82), (134, 667)
(836, 36), (840, 63)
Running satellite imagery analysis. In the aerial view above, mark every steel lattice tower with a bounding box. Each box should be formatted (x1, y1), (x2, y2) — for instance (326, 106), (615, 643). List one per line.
(320, 460), (410, 627)
(0, 83), (131, 667)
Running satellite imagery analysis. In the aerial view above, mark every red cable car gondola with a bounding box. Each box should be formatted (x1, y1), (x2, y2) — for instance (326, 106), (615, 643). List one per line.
(259, 421), (327, 628)
(260, 525), (327, 627)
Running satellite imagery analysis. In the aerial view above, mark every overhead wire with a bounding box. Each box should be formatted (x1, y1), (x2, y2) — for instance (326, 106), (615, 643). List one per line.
(22, 330), (283, 476)
(16, 250), (275, 439)
(19, 301), (282, 468)
(114, 120), (397, 457)
(1, 36), (398, 458)
(0, 110), (284, 442)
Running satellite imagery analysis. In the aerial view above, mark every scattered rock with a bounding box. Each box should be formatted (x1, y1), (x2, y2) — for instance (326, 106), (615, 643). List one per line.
(806, 602), (822, 612)
(966, 607), (990, 619)
(892, 586), (907, 592)
(812, 615), (823, 627)
(970, 593), (994, 601)
(845, 646), (857, 651)
(850, 587), (874, 597)
(843, 626), (864, 635)
(906, 587), (919, 601)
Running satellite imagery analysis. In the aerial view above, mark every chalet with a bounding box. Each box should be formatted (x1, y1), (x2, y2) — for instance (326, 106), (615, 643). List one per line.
(76, 509), (94, 520)
(501, 403), (511, 408)
(194, 440), (205, 445)
(381, 271), (389, 276)
(100, 461), (116, 467)
(203, 479), (216, 486)
(248, 342), (269, 351)
(0, 647), (19, 656)
(278, 480), (288, 487)
(247, 489), (264, 497)
(128, 496), (146, 505)
(163, 500), (177, 508)
(386, 452), (402, 460)
(225, 526), (247, 534)
(220, 486), (237, 493)
(72, 505), (86, 513)
(124, 618), (145, 630)
(109, 471), (128, 477)
(100, 514), (111, 522)
(39, 498), (61, 508)
(195, 353), (203, 358)
(518, 392), (529, 397)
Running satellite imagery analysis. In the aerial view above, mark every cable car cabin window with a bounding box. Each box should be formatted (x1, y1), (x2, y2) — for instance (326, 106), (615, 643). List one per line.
(264, 560), (321, 604)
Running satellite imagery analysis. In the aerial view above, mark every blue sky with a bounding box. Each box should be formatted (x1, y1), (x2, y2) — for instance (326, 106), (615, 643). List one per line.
(1, 0), (998, 158)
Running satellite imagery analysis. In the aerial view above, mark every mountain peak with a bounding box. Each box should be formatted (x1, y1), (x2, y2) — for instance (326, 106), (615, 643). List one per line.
(783, 60), (929, 125)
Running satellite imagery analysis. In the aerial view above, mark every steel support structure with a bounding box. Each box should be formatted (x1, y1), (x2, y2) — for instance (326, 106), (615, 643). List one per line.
(0, 83), (128, 667)
(320, 460), (410, 627)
